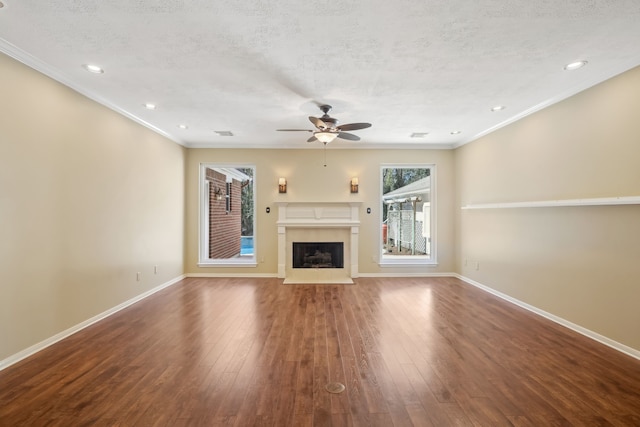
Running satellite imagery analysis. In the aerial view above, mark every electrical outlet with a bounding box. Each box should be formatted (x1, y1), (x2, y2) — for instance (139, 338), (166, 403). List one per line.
(136, 272), (141, 281)
(464, 258), (468, 266)
(475, 261), (480, 271)
(154, 265), (158, 274)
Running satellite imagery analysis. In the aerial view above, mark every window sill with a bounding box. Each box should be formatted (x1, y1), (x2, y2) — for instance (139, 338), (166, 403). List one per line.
(379, 256), (437, 267)
(198, 259), (257, 268)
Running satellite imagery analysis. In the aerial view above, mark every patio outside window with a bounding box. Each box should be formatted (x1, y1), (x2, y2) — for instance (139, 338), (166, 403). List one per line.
(380, 165), (435, 266)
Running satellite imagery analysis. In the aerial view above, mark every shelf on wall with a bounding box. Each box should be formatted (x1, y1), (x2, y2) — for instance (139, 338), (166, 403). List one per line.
(461, 196), (640, 210)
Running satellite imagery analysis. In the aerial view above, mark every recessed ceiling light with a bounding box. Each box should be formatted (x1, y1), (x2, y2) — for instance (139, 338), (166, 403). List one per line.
(82, 64), (104, 74)
(214, 131), (234, 136)
(450, 130), (461, 135)
(0, 2), (5, 8)
(491, 105), (506, 112)
(410, 132), (429, 138)
(143, 103), (156, 110)
(178, 124), (188, 130)
(564, 60), (588, 71)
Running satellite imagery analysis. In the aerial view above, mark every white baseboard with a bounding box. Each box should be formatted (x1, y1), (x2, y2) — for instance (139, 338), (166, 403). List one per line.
(454, 274), (640, 361)
(0, 275), (186, 372)
(357, 272), (455, 278)
(185, 272), (455, 280)
(185, 273), (278, 278)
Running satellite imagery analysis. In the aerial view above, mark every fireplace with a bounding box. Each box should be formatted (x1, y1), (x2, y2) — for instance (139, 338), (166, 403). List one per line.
(293, 242), (344, 269)
(276, 202), (361, 284)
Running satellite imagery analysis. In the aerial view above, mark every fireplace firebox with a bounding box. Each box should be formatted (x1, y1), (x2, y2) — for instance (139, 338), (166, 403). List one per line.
(293, 242), (344, 269)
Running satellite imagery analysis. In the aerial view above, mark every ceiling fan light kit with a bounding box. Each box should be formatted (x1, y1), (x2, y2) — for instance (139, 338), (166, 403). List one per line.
(314, 131), (339, 144)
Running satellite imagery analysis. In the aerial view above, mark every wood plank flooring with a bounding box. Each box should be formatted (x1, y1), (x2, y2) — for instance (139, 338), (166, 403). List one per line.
(1, 277), (640, 426)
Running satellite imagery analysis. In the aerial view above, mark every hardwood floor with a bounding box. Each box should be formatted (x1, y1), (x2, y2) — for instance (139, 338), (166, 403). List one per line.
(1, 277), (640, 426)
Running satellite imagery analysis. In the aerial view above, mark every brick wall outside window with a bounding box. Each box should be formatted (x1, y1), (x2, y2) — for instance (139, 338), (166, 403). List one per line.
(206, 169), (241, 259)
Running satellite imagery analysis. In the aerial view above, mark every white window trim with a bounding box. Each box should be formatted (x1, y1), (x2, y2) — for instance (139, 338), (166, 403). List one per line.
(198, 163), (257, 267)
(378, 163), (437, 267)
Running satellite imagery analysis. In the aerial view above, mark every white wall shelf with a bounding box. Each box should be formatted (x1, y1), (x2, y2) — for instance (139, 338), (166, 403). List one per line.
(461, 196), (640, 210)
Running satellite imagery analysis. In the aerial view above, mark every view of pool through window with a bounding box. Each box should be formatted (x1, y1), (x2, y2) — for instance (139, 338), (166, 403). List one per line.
(240, 236), (254, 256)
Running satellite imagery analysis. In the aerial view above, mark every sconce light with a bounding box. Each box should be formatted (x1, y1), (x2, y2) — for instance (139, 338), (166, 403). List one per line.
(350, 177), (359, 193)
(213, 187), (223, 200)
(278, 177), (287, 193)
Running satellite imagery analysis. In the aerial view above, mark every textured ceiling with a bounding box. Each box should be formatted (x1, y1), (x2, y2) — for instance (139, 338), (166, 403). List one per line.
(1, 0), (639, 149)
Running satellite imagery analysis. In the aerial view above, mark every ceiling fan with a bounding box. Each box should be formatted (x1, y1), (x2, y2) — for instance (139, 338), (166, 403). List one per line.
(277, 104), (372, 144)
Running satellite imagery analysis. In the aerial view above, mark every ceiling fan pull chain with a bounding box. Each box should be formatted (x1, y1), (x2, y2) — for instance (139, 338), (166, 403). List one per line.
(324, 143), (327, 167)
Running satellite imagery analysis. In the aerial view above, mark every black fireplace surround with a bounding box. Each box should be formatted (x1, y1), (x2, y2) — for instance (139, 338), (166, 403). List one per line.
(292, 242), (344, 269)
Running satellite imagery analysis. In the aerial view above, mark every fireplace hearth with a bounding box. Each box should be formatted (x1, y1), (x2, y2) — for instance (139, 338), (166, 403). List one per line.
(293, 242), (344, 269)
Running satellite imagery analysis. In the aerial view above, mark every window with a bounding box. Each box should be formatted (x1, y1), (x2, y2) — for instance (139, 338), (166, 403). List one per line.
(380, 165), (435, 265)
(199, 164), (256, 267)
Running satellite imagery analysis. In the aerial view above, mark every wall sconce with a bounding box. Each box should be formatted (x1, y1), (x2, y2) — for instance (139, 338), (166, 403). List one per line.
(350, 177), (359, 193)
(213, 187), (223, 200)
(278, 177), (287, 193)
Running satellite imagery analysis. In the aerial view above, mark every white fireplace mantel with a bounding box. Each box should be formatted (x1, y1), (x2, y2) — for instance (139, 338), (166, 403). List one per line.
(276, 202), (361, 284)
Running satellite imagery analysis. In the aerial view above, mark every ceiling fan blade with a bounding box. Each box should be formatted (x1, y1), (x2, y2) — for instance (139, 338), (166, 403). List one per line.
(309, 116), (328, 130)
(337, 122), (372, 131)
(307, 135), (317, 143)
(276, 129), (313, 132)
(337, 132), (360, 141)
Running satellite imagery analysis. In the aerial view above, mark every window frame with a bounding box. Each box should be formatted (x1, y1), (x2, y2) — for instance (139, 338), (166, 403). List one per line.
(378, 163), (437, 267)
(198, 163), (257, 267)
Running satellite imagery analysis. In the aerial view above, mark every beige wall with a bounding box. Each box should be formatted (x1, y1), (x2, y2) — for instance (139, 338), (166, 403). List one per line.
(455, 66), (640, 351)
(0, 53), (185, 361)
(185, 148), (455, 276)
